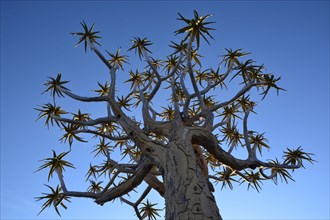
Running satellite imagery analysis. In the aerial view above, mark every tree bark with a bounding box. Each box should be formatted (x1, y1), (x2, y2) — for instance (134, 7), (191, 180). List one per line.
(161, 126), (222, 220)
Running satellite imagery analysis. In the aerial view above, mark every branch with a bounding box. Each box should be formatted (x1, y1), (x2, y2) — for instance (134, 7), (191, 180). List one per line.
(58, 87), (108, 102)
(121, 197), (143, 220)
(142, 49), (161, 80)
(210, 82), (253, 112)
(88, 40), (117, 99)
(259, 159), (302, 170)
(190, 127), (245, 170)
(183, 63), (235, 122)
(108, 96), (167, 159)
(202, 109), (215, 130)
(243, 107), (254, 159)
(171, 74), (180, 116)
(161, 51), (185, 81)
(121, 185), (153, 220)
(109, 67), (117, 99)
(136, 86), (172, 137)
(199, 61), (233, 96)
(101, 171), (119, 193)
(51, 115), (117, 127)
(95, 163), (153, 205)
(64, 191), (99, 199)
(73, 129), (129, 141)
(138, 86), (152, 131)
(226, 142), (237, 154)
(140, 48), (163, 103)
(190, 126), (268, 171)
(186, 34), (206, 113)
(191, 125), (301, 172)
(144, 174), (165, 196)
(212, 117), (229, 131)
(259, 167), (277, 179)
(55, 168), (67, 192)
(88, 40), (114, 71)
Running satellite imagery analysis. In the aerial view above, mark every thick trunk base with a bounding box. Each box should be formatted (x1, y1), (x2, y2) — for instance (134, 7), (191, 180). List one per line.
(163, 139), (222, 220)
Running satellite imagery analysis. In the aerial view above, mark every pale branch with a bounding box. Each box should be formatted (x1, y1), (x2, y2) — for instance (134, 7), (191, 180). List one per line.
(121, 186), (153, 220)
(209, 82), (253, 112)
(180, 70), (193, 118)
(140, 77), (155, 93)
(251, 143), (260, 160)
(192, 139), (244, 171)
(106, 102), (113, 117)
(55, 190), (100, 207)
(51, 115), (117, 127)
(109, 67), (117, 99)
(64, 191), (100, 199)
(108, 96), (167, 161)
(95, 163), (153, 205)
(137, 86), (172, 137)
(101, 171), (120, 193)
(138, 86), (152, 129)
(136, 185), (153, 207)
(192, 126), (302, 171)
(190, 126), (260, 170)
(93, 160), (138, 174)
(140, 48), (163, 103)
(58, 87), (108, 102)
(180, 70), (190, 98)
(139, 49), (185, 103)
(88, 40), (114, 71)
(186, 34), (207, 113)
(144, 174), (165, 196)
(212, 117), (229, 131)
(234, 170), (252, 182)
(93, 163), (113, 173)
(198, 62), (234, 96)
(208, 175), (225, 182)
(125, 74), (156, 102)
(258, 167), (277, 179)
(146, 78), (161, 102)
(227, 142), (237, 154)
(116, 167), (139, 174)
(142, 49), (161, 80)
(120, 197), (143, 220)
(171, 73), (180, 115)
(120, 197), (135, 206)
(148, 105), (158, 121)
(73, 129), (129, 141)
(55, 168), (68, 193)
(243, 107), (254, 159)
(161, 51), (185, 81)
(202, 110), (215, 130)
(182, 62), (234, 122)
(259, 159), (302, 170)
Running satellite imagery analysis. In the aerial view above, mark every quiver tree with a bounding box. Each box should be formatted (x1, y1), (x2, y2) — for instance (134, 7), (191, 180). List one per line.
(35, 11), (314, 220)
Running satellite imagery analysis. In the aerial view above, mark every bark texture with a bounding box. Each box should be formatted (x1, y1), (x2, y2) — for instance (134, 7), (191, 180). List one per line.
(161, 123), (222, 220)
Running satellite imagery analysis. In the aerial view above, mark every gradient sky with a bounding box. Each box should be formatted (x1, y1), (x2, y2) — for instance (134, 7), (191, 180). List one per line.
(1, 1), (329, 219)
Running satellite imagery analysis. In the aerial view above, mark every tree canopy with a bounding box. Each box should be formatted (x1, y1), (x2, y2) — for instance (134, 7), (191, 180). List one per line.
(35, 11), (314, 219)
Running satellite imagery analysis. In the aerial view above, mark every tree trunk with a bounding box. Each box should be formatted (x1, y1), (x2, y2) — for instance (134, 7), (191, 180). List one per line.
(162, 127), (222, 220)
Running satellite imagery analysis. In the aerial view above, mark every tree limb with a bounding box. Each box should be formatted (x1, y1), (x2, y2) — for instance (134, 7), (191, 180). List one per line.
(243, 107), (254, 159)
(186, 34), (206, 113)
(58, 87), (108, 102)
(51, 115), (117, 127)
(95, 163), (153, 205)
(73, 129), (129, 141)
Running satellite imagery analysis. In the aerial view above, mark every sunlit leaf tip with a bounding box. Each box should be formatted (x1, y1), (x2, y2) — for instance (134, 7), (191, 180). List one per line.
(71, 20), (101, 52)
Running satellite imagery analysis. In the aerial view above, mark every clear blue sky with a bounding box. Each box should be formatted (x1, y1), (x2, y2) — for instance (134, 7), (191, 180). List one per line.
(1, 1), (329, 219)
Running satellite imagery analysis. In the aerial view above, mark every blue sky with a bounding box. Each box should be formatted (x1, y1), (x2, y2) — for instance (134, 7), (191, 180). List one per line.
(1, 1), (329, 219)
